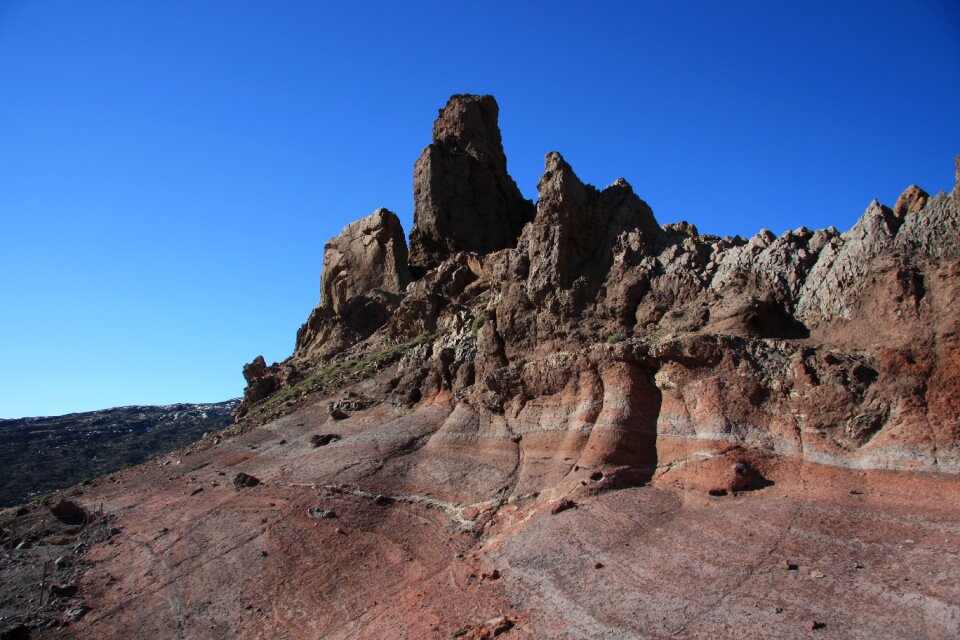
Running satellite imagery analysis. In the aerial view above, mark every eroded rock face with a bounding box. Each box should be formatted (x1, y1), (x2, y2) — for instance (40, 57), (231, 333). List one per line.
(289, 210), (411, 366)
(240, 94), (960, 491)
(235, 355), (282, 418)
(57, 96), (960, 640)
(320, 208), (410, 314)
(408, 95), (534, 274)
(894, 184), (929, 218)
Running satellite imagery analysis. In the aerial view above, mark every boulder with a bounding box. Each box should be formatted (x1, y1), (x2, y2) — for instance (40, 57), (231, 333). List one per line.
(311, 434), (341, 447)
(49, 499), (87, 525)
(233, 473), (261, 489)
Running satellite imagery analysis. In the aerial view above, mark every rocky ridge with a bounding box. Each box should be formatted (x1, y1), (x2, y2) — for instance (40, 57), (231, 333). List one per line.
(0, 401), (238, 507)
(238, 94), (960, 498)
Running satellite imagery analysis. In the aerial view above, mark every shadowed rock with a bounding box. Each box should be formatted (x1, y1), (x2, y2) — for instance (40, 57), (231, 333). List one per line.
(49, 499), (87, 525)
(408, 94), (534, 274)
(233, 472), (261, 489)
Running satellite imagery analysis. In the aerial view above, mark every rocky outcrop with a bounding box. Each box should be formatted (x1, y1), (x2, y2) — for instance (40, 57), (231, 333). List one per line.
(290, 210), (412, 367)
(236, 355), (284, 418)
(955, 154), (960, 201)
(894, 184), (929, 218)
(520, 152), (660, 309)
(320, 208), (410, 314)
(407, 95), (534, 274)
(239, 95), (960, 489)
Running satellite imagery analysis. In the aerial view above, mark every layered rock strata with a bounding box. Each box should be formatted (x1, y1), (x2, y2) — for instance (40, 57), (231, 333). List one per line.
(21, 95), (960, 640)
(239, 95), (960, 502)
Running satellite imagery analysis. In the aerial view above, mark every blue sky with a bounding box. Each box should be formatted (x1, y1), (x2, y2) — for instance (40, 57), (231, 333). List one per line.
(1, 1), (958, 418)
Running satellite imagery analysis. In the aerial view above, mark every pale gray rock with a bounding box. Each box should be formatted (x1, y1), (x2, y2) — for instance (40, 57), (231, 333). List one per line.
(796, 201), (901, 322)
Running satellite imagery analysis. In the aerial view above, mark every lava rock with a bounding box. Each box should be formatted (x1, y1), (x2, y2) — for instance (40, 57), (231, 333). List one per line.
(49, 499), (88, 525)
(408, 94), (534, 273)
(311, 434), (341, 447)
(0, 623), (31, 640)
(320, 208), (411, 313)
(551, 498), (576, 515)
(893, 184), (929, 218)
(236, 356), (281, 417)
(50, 583), (78, 598)
(233, 473), (261, 489)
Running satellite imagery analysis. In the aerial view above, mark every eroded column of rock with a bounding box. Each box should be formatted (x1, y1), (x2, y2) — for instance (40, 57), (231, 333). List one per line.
(319, 208), (410, 313)
(295, 209), (411, 362)
(408, 94), (534, 275)
(492, 151), (661, 349)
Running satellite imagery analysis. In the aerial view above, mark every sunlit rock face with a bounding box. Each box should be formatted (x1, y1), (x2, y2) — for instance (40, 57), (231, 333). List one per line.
(319, 207), (410, 315)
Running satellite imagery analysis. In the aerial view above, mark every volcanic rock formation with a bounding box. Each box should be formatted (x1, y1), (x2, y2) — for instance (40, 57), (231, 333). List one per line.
(249, 94), (960, 494)
(8, 96), (957, 639)
(408, 94), (534, 274)
(319, 207), (410, 314)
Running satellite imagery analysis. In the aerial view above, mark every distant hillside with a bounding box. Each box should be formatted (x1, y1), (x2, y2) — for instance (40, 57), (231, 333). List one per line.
(0, 400), (238, 506)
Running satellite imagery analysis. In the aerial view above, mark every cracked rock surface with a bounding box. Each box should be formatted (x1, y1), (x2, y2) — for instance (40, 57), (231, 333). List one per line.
(6, 95), (958, 639)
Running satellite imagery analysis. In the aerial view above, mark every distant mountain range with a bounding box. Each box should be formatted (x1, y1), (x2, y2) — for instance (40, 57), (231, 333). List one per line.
(0, 400), (238, 507)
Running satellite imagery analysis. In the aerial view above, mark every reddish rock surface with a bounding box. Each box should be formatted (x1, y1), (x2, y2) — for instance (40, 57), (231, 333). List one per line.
(15, 403), (954, 639)
(3, 96), (958, 639)
(319, 207), (410, 314)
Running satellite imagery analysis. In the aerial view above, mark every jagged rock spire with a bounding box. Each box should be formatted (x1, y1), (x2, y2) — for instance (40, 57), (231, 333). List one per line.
(894, 185), (929, 218)
(408, 94), (534, 275)
(524, 151), (660, 291)
(954, 155), (960, 201)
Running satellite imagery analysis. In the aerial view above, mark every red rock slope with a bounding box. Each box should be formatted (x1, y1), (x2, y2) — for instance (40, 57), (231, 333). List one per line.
(8, 95), (959, 639)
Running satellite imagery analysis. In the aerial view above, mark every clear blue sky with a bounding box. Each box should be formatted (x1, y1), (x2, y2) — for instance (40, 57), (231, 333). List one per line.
(1, 1), (958, 418)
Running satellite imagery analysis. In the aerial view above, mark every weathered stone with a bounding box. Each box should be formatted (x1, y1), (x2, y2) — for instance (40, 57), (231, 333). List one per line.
(551, 498), (576, 515)
(524, 152), (660, 294)
(954, 154), (960, 201)
(233, 473), (261, 489)
(49, 499), (87, 525)
(311, 433), (341, 447)
(320, 208), (410, 314)
(235, 355), (281, 418)
(408, 95), (534, 273)
(893, 184), (929, 218)
(49, 583), (78, 598)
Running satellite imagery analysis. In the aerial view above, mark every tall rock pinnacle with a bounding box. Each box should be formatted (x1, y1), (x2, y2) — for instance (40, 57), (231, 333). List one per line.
(408, 94), (534, 275)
